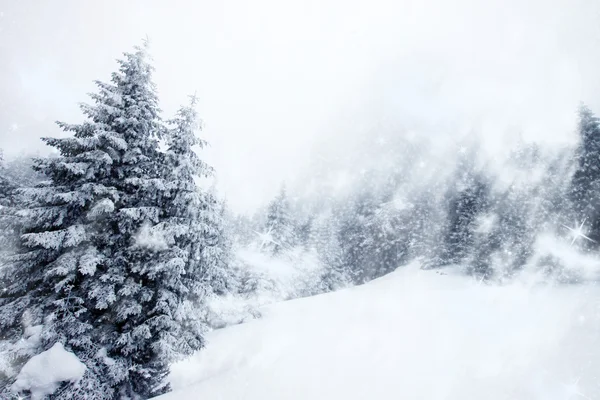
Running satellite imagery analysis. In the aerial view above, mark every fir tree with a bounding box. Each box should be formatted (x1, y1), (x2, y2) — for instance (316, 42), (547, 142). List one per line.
(443, 174), (489, 266)
(439, 145), (489, 267)
(0, 42), (218, 399)
(78, 41), (171, 399)
(264, 186), (296, 255)
(310, 213), (351, 291)
(336, 189), (379, 283)
(143, 94), (231, 369)
(0, 150), (21, 254)
(570, 104), (600, 246)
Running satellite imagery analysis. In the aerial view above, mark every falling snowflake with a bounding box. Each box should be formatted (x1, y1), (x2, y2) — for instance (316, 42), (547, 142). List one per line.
(457, 145), (468, 155)
(9, 122), (18, 132)
(562, 219), (596, 246)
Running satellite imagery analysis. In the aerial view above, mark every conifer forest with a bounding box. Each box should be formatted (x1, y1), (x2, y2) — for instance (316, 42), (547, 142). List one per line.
(2, 1), (600, 399)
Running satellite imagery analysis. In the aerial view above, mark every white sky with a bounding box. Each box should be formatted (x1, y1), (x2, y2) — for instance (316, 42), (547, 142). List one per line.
(1, 0), (600, 212)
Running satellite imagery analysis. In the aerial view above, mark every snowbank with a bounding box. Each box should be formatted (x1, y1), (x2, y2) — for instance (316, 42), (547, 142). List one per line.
(161, 262), (600, 400)
(12, 342), (86, 400)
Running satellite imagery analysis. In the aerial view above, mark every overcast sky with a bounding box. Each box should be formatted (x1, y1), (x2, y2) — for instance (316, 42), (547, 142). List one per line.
(1, 0), (600, 212)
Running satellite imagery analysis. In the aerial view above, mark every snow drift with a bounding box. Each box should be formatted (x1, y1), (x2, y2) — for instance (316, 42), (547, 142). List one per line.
(12, 342), (86, 400)
(160, 262), (600, 400)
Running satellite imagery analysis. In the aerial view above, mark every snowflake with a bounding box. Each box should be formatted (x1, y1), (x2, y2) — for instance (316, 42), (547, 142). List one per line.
(9, 122), (18, 132)
(562, 219), (596, 246)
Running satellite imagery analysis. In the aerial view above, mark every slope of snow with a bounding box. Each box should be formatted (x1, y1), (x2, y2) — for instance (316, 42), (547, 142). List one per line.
(12, 342), (86, 400)
(161, 263), (600, 400)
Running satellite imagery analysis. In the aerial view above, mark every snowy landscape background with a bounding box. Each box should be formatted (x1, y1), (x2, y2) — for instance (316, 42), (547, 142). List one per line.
(2, 0), (600, 399)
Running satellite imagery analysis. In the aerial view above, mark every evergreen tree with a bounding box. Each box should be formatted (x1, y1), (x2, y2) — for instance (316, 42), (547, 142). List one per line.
(336, 190), (379, 283)
(440, 146), (490, 267)
(311, 213), (351, 291)
(264, 186), (296, 255)
(0, 150), (20, 254)
(371, 198), (410, 275)
(0, 150), (14, 206)
(296, 214), (314, 250)
(203, 199), (234, 296)
(443, 174), (489, 266)
(148, 95), (222, 374)
(570, 104), (600, 246)
(0, 43), (218, 399)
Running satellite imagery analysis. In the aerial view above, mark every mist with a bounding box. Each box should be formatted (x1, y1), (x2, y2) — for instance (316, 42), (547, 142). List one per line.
(2, 0), (600, 212)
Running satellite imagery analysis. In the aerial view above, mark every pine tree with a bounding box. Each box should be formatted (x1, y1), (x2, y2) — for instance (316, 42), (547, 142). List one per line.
(161, 95), (230, 339)
(0, 150), (20, 254)
(570, 104), (600, 246)
(264, 186), (296, 255)
(336, 190), (379, 283)
(311, 213), (351, 291)
(76, 41), (172, 399)
(0, 42), (217, 399)
(202, 199), (233, 296)
(0, 150), (13, 206)
(440, 146), (490, 268)
(444, 174), (489, 265)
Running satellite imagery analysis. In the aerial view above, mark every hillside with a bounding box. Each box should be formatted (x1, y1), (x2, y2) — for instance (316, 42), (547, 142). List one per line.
(160, 263), (600, 400)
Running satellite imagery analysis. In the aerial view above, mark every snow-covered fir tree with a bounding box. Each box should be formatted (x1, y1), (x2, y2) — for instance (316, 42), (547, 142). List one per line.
(310, 212), (351, 291)
(203, 198), (234, 296)
(0, 150), (13, 205)
(336, 189), (380, 283)
(442, 149), (490, 267)
(0, 42), (225, 399)
(263, 186), (296, 255)
(570, 104), (600, 247)
(163, 95), (231, 302)
(0, 150), (20, 254)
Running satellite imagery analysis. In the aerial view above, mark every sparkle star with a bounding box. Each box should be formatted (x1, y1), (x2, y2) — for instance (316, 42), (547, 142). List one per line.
(253, 227), (282, 250)
(562, 377), (591, 399)
(562, 219), (596, 246)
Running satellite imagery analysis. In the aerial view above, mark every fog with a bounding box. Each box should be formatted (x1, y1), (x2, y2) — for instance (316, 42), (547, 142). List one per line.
(1, 0), (600, 212)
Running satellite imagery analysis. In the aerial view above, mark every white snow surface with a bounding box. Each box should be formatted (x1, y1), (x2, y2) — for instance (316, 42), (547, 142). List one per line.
(161, 262), (600, 400)
(12, 342), (86, 400)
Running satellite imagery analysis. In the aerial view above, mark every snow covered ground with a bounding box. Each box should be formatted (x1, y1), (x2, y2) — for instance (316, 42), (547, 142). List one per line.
(160, 262), (600, 400)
